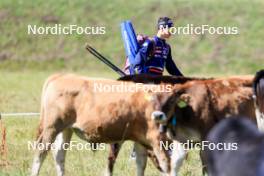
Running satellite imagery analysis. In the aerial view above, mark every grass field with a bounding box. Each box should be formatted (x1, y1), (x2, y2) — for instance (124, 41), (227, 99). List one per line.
(0, 117), (202, 176)
(0, 0), (263, 175)
(0, 0), (263, 74)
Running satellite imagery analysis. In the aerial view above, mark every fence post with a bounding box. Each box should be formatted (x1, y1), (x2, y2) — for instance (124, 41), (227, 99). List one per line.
(0, 113), (8, 166)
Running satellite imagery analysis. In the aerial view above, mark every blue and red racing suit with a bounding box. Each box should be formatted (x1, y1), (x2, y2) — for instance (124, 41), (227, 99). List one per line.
(131, 36), (183, 76)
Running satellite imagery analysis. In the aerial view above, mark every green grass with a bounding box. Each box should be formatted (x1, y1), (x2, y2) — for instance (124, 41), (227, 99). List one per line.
(0, 118), (155, 176)
(0, 117), (202, 176)
(0, 0), (263, 175)
(0, 0), (263, 74)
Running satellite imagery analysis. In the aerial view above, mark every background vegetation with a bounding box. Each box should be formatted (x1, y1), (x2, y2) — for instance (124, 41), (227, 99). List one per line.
(0, 0), (263, 175)
(0, 0), (263, 74)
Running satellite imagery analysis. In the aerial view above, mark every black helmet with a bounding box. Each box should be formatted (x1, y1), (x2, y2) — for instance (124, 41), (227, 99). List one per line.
(157, 17), (174, 29)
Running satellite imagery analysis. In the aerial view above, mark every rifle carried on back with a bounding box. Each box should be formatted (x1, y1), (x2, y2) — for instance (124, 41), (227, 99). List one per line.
(85, 44), (126, 77)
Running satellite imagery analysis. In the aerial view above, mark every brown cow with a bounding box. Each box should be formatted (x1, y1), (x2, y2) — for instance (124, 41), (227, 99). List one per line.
(170, 75), (255, 137)
(107, 75), (211, 175)
(31, 73), (182, 176)
(108, 74), (256, 175)
(160, 75), (256, 174)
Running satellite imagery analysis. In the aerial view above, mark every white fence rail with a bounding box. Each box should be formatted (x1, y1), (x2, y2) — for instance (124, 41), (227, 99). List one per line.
(0, 112), (40, 118)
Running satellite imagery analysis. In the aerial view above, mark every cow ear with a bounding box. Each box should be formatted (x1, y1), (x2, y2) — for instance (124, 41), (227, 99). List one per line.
(177, 93), (191, 108)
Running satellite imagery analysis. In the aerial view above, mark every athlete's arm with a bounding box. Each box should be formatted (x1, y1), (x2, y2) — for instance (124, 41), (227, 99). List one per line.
(165, 47), (183, 76)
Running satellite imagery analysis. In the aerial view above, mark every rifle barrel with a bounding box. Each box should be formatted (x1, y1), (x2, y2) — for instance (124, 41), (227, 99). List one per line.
(86, 45), (126, 77)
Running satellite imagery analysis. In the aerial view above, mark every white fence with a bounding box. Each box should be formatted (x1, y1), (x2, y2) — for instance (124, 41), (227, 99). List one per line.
(0, 112), (40, 118)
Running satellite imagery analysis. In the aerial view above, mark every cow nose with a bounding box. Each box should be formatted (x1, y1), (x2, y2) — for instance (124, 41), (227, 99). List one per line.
(151, 111), (167, 123)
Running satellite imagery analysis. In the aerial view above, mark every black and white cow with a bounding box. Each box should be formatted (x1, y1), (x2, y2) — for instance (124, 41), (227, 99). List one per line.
(205, 117), (264, 176)
(253, 69), (264, 131)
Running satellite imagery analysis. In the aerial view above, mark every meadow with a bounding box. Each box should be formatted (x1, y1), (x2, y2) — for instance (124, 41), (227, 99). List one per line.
(0, 0), (263, 175)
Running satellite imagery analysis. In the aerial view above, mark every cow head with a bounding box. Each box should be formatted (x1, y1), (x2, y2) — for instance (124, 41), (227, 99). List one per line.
(146, 88), (191, 137)
(143, 91), (170, 125)
(146, 90), (191, 175)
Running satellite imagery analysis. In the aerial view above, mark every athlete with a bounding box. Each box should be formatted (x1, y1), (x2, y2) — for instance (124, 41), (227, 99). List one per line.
(131, 17), (183, 76)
